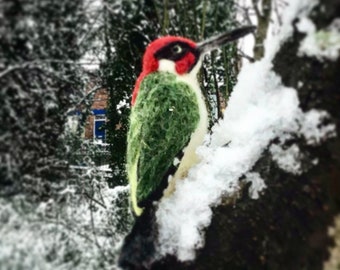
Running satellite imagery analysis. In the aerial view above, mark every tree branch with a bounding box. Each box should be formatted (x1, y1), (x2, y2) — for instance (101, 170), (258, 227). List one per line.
(65, 85), (103, 116)
(252, 0), (272, 60)
(251, 0), (261, 19)
(237, 48), (255, 62)
(84, 191), (107, 209)
(0, 63), (42, 79)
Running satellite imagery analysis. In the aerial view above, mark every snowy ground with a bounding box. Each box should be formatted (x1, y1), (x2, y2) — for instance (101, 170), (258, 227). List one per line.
(0, 171), (131, 270)
(155, 0), (337, 261)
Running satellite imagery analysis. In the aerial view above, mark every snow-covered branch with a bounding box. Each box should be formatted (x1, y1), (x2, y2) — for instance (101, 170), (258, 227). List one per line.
(65, 84), (103, 115)
(0, 62), (43, 78)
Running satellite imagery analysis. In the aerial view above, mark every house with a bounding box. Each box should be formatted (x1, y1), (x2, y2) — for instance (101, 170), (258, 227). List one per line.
(84, 88), (108, 142)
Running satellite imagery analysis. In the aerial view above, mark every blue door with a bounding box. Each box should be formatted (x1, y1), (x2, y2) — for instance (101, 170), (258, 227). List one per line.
(94, 119), (106, 141)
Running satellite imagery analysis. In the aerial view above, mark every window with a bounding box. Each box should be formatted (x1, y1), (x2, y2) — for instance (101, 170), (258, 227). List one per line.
(93, 114), (106, 142)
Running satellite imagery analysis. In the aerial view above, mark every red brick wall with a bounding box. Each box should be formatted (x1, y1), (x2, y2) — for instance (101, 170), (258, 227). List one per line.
(91, 88), (108, 109)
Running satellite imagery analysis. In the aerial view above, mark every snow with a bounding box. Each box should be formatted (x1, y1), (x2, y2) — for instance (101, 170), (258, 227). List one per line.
(0, 181), (130, 270)
(78, 0), (106, 70)
(264, 0), (318, 60)
(298, 18), (340, 61)
(300, 109), (337, 145)
(244, 172), (266, 199)
(66, 115), (80, 133)
(156, 56), (301, 262)
(297, 17), (316, 34)
(155, 0), (338, 262)
(79, 41), (106, 71)
(236, 0), (256, 62)
(270, 143), (303, 175)
(116, 98), (130, 114)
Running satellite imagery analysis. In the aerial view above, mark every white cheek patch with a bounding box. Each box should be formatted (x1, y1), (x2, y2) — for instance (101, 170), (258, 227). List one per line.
(158, 59), (176, 74)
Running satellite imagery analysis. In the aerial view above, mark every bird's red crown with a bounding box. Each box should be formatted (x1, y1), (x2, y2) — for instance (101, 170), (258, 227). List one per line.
(132, 36), (198, 105)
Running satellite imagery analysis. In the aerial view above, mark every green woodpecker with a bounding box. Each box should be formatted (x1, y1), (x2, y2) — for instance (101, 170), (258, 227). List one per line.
(127, 26), (255, 216)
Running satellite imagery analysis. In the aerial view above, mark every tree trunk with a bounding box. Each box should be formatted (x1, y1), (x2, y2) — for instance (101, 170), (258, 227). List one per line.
(252, 0), (272, 60)
(149, 0), (340, 269)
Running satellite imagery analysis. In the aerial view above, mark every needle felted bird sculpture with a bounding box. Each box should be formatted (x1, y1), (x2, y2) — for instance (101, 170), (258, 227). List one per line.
(126, 26), (256, 217)
(120, 26), (256, 269)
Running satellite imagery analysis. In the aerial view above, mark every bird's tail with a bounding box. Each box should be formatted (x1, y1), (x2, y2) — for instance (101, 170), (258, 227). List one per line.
(118, 205), (158, 270)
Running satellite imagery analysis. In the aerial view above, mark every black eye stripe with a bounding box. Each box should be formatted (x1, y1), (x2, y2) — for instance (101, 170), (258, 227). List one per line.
(154, 41), (199, 62)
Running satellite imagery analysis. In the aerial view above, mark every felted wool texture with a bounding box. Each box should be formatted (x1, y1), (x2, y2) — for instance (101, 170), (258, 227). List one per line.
(127, 72), (200, 206)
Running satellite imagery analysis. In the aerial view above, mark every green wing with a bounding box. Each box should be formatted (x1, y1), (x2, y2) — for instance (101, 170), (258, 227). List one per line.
(127, 72), (200, 216)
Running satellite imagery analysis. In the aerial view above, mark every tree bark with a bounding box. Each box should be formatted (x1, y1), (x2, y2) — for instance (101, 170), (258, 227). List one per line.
(252, 0), (272, 60)
(149, 0), (340, 269)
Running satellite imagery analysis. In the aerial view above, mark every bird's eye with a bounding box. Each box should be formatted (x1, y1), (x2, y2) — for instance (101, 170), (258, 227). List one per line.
(172, 44), (182, 54)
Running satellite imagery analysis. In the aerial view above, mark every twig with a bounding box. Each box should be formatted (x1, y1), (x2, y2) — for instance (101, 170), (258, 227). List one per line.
(200, 0), (208, 39)
(251, 0), (261, 19)
(0, 63), (41, 79)
(234, 3), (254, 26)
(65, 85), (103, 115)
(83, 191), (107, 209)
(0, 59), (99, 79)
(237, 49), (255, 63)
(40, 217), (95, 244)
(77, 6), (103, 46)
(162, 0), (169, 35)
(273, 0), (283, 26)
(210, 52), (222, 119)
(89, 185), (108, 261)
(150, 0), (162, 32)
(101, 0), (118, 16)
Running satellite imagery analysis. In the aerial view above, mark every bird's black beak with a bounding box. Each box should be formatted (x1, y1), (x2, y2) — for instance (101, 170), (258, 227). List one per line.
(197, 25), (256, 54)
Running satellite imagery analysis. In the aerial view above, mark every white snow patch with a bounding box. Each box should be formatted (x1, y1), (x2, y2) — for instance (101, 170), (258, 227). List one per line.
(155, 0), (336, 262)
(298, 18), (340, 61)
(300, 109), (337, 145)
(297, 17), (316, 34)
(0, 184), (130, 270)
(116, 98), (130, 114)
(265, 0), (318, 60)
(66, 115), (79, 134)
(270, 144), (303, 175)
(244, 172), (266, 199)
(97, 164), (112, 172)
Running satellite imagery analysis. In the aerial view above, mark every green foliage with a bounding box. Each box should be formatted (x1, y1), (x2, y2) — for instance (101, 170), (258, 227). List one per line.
(199, 1), (238, 121)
